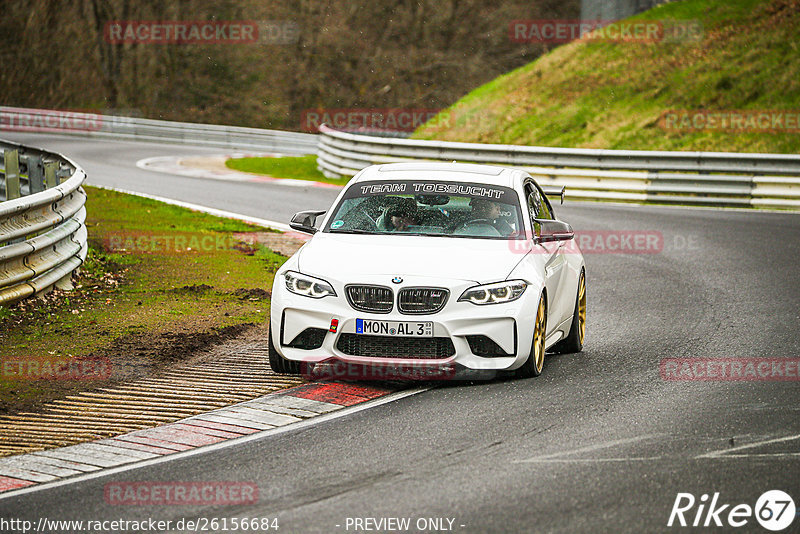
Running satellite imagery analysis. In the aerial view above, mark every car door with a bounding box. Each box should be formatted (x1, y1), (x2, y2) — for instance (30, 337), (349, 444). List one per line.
(524, 181), (568, 331)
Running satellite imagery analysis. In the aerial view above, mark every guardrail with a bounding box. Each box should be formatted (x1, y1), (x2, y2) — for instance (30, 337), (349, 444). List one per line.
(0, 139), (88, 305)
(0, 106), (318, 155)
(317, 125), (800, 209)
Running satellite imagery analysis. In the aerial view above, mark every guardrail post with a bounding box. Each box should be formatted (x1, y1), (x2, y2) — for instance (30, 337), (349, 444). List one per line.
(55, 272), (75, 291)
(56, 165), (71, 184)
(3, 150), (21, 200)
(44, 161), (58, 188)
(26, 155), (46, 194)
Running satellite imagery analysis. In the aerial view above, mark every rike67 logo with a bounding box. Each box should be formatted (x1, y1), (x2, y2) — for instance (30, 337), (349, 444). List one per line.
(668, 490), (796, 531)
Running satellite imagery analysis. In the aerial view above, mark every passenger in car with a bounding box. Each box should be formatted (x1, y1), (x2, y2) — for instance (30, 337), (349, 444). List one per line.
(468, 198), (514, 235)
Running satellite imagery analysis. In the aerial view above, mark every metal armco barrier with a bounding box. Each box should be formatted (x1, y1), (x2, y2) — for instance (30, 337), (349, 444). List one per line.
(0, 106), (318, 155)
(317, 125), (800, 209)
(0, 139), (88, 305)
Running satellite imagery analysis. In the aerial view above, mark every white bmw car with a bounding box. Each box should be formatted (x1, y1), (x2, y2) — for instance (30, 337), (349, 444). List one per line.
(268, 162), (586, 379)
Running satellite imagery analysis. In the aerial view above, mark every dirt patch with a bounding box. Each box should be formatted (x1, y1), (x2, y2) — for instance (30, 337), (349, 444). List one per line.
(0, 323), (257, 416)
(168, 284), (215, 293)
(233, 288), (271, 300)
(234, 231), (306, 258)
(104, 323), (253, 369)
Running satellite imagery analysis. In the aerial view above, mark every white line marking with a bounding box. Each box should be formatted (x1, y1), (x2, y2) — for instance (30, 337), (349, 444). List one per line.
(136, 155), (340, 189)
(696, 433), (800, 459)
(702, 453), (800, 459)
(136, 154), (280, 182)
(516, 435), (661, 463)
(89, 185), (292, 232)
(0, 387), (429, 501)
(516, 457), (663, 463)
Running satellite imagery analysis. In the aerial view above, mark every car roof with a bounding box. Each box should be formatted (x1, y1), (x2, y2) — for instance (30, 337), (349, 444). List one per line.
(353, 162), (522, 188)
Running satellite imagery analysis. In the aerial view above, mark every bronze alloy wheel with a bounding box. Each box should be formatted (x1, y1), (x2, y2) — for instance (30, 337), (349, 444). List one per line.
(578, 273), (586, 346)
(533, 295), (546, 374)
(516, 293), (547, 378)
(551, 270), (586, 355)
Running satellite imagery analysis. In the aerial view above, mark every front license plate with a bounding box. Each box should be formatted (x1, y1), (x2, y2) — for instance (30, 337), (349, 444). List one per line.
(355, 319), (433, 337)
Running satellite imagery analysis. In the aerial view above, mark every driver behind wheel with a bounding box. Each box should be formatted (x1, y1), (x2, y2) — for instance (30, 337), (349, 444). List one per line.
(469, 198), (514, 235)
(380, 197), (419, 232)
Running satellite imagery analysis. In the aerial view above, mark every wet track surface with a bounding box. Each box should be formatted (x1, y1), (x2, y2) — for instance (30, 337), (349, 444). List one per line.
(1, 133), (799, 533)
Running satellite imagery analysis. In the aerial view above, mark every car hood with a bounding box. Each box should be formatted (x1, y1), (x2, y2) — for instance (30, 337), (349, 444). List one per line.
(297, 233), (524, 284)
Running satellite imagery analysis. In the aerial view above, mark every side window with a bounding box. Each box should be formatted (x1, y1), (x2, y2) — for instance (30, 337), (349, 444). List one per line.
(525, 184), (538, 220)
(525, 183), (551, 221)
(536, 186), (554, 220)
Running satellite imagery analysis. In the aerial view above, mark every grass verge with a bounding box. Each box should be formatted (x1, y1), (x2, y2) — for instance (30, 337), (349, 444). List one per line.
(413, 0), (800, 154)
(225, 155), (350, 186)
(0, 186), (289, 415)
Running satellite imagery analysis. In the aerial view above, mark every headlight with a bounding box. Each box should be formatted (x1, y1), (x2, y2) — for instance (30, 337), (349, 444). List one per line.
(458, 280), (527, 305)
(284, 271), (336, 299)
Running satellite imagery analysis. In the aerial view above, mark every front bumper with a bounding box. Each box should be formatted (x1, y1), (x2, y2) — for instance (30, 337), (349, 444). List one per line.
(270, 274), (540, 373)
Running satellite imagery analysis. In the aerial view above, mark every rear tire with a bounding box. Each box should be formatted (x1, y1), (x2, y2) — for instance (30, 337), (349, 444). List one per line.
(517, 294), (547, 378)
(268, 322), (301, 375)
(552, 270), (586, 354)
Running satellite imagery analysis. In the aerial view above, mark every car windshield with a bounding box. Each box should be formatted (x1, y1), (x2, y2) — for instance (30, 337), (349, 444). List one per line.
(323, 179), (524, 239)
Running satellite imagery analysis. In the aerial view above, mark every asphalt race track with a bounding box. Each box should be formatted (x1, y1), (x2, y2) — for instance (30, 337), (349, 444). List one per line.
(2, 132), (340, 224)
(1, 133), (799, 533)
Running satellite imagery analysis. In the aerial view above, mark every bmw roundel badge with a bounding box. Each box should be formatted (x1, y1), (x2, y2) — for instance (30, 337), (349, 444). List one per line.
(392, 276), (403, 284)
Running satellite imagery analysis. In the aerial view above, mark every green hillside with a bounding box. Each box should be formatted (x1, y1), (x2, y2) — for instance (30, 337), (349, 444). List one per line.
(414, 0), (800, 154)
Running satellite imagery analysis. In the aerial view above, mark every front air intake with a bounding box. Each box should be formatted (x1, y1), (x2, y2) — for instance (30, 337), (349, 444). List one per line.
(336, 334), (455, 359)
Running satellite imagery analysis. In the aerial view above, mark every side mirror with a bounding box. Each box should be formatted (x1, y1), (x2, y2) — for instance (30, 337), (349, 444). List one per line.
(533, 219), (574, 243)
(290, 210), (326, 234)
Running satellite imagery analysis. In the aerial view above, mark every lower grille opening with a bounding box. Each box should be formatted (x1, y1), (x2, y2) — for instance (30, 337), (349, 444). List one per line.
(336, 334), (455, 359)
(466, 335), (513, 357)
(286, 328), (327, 350)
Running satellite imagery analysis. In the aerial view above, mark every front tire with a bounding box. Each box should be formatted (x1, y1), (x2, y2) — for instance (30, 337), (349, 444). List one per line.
(517, 293), (547, 378)
(268, 322), (301, 375)
(552, 270), (586, 354)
